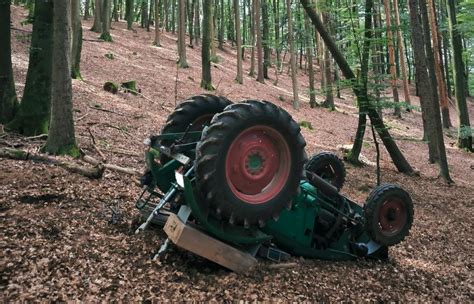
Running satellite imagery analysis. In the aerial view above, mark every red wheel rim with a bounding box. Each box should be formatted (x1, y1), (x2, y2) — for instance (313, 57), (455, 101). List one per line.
(225, 125), (291, 205)
(378, 197), (407, 236)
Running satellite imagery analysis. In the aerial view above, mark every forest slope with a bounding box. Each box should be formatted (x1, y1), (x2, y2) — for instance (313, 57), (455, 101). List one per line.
(1, 6), (473, 301)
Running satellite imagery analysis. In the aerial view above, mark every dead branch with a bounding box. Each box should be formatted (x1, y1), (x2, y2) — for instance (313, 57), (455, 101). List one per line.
(267, 262), (298, 269)
(83, 155), (141, 176)
(76, 112), (90, 122)
(88, 105), (126, 116)
(87, 128), (106, 160)
(0, 147), (104, 179)
(24, 134), (48, 140)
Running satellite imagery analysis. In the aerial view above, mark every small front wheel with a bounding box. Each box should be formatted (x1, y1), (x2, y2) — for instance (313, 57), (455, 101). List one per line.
(305, 152), (346, 191)
(364, 184), (414, 246)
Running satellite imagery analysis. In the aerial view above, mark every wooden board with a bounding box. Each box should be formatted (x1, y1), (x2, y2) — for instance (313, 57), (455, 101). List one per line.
(163, 213), (258, 273)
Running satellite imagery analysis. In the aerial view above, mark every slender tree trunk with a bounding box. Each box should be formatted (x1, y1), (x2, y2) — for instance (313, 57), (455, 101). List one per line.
(273, 0), (280, 70)
(84, 0), (91, 20)
(427, 0), (452, 128)
(7, 0), (54, 136)
(393, 0), (411, 109)
(301, 0), (414, 174)
(188, 0), (194, 47)
(447, 0), (472, 150)
(126, 0), (134, 29)
(154, 0), (161, 45)
(194, 0), (200, 45)
(71, 0), (83, 79)
(45, 0), (78, 156)
(0, 0), (18, 123)
(100, 0), (113, 41)
(287, 0), (299, 109)
(92, 0), (103, 32)
(210, 3), (217, 61)
(383, 0), (401, 117)
(178, 0), (189, 67)
(321, 11), (334, 109)
(218, 0), (225, 49)
(255, 0), (264, 82)
(262, 0), (270, 79)
(201, 0), (213, 90)
(113, 0), (119, 21)
(249, 0), (256, 76)
(409, 0), (452, 181)
(305, 14), (316, 108)
(234, 0), (243, 84)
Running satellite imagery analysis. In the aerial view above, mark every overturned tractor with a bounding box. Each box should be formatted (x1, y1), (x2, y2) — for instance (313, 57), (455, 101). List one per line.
(135, 94), (414, 271)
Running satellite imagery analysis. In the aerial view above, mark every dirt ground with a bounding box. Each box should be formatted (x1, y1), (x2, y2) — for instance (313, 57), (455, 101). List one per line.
(1, 5), (473, 301)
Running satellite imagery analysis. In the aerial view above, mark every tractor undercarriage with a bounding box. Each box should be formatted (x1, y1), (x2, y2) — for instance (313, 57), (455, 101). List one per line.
(134, 94), (414, 271)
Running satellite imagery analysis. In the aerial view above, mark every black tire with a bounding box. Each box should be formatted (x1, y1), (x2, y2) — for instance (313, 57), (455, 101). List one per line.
(364, 184), (414, 246)
(159, 94), (232, 163)
(305, 152), (346, 190)
(195, 100), (307, 227)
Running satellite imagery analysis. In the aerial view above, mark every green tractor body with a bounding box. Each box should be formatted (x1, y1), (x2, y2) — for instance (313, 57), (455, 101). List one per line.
(135, 95), (413, 265)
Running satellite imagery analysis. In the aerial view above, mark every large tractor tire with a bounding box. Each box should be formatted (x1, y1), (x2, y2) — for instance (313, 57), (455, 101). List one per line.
(159, 94), (232, 163)
(305, 152), (346, 191)
(364, 184), (414, 246)
(195, 100), (307, 228)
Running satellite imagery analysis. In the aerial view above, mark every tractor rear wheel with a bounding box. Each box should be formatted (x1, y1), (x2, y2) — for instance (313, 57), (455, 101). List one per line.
(195, 100), (306, 227)
(364, 184), (414, 246)
(305, 152), (346, 190)
(159, 94), (232, 162)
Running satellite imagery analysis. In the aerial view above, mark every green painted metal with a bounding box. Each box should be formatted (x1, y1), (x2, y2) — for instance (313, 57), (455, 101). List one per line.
(183, 177), (272, 245)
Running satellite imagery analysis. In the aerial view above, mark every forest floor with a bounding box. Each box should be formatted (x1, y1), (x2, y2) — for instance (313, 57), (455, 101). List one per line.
(1, 5), (473, 302)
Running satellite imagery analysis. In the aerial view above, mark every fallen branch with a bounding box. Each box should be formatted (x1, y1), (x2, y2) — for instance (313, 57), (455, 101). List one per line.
(0, 147), (104, 179)
(267, 262), (298, 269)
(87, 128), (106, 160)
(83, 155), (141, 176)
(24, 134), (48, 140)
(88, 105), (126, 116)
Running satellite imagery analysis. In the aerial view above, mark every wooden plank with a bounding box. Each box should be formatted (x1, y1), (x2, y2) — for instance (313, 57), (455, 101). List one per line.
(163, 214), (258, 273)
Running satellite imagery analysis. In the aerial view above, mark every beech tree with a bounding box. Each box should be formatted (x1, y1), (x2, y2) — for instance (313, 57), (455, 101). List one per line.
(0, 0), (18, 123)
(201, 0), (213, 90)
(44, 0), (78, 156)
(71, 0), (83, 79)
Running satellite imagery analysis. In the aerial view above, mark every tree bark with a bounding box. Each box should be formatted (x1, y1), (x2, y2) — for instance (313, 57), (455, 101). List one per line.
(44, 0), (78, 156)
(92, 0), (103, 33)
(100, 0), (113, 41)
(447, 0), (472, 150)
(409, 0), (452, 182)
(0, 0), (18, 124)
(304, 14), (316, 108)
(301, 0), (414, 174)
(153, 0), (161, 45)
(255, 0), (264, 82)
(234, 0), (243, 84)
(178, 0), (189, 67)
(262, 0), (270, 78)
(71, 0), (83, 79)
(287, 0), (299, 109)
(194, 0), (200, 45)
(249, 0), (256, 76)
(320, 11), (334, 110)
(201, 0), (213, 90)
(126, 0), (134, 29)
(7, 0), (53, 136)
(392, 0), (411, 109)
(383, 0), (401, 117)
(427, 0), (452, 128)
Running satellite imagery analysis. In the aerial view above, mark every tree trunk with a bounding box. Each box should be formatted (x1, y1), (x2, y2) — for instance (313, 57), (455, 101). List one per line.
(287, 0), (299, 109)
(409, 0), (452, 181)
(301, 0), (414, 175)
(100, 0), (113, 41)
(427, 0), (452, 128)
(0, 0), (18, 124)
(321, 12), (334, 110)
(218, 0), (225, 49)
(262, 0), (270, 79)
(178, 0), (189, 67)
(210, 3), (217, 61)
(45, 0), (78, 156)
(92, 0), (103, 33)
(383, 0), (401, 117)
(234, 0), (243, 84)
(7, 0), (53, 136)
(113, 0), (119, 21)
(273, 0), (280, 70)
(153, 0), (161, 45)
(255, 0), (264, 83)
(126, 0), (134, 29)
(84, 0), (91, 20)
(392, 0), (411, 109)
(249, 0), (256, 76)
(447, 0), (472, 150)
(194, 0), (200, 45)
(71, 0), (83, 79)
(201, 0), (213, 90)
(305, 14), (316, 108)
(188, 0), (194, 47)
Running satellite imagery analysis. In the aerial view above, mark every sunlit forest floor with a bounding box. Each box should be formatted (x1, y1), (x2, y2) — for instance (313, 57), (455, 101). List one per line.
(1, 5), (473, 301)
